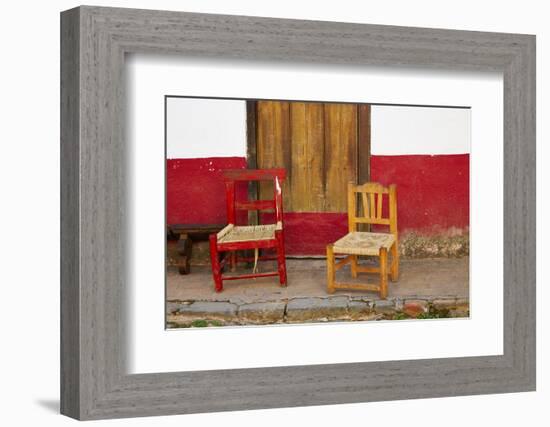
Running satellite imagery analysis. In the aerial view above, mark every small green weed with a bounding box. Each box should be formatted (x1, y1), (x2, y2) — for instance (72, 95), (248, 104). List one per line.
(191, 319), (209, 328)
(209, 320), (224, 327)
(393, 312), (410, 320)
(187, 319), (225, 328)
(416, 306), (451, 319)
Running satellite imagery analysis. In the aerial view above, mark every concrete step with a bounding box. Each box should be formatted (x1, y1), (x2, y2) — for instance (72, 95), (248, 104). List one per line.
(166, 295), (469, 328)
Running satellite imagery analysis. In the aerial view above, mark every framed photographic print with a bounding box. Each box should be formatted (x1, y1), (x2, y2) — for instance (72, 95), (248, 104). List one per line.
(163, 97), (472, 328)
(60, 5), (535, 420)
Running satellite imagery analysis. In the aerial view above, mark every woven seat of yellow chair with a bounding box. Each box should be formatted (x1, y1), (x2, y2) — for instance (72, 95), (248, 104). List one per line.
(217, 223), (280, 244)
(333, 232), (395, 256)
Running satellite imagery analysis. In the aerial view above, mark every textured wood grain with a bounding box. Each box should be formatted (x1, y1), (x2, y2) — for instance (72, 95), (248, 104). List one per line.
(258, 101), (360, 212)
(246, 101), (259, 225)
(257, 101), (291, 207)
(324, 103), (358, 212)
(330, 182), (397, 298)
(357, 104), (371, 185)
(60, 7), (80, 419)
(61, 5), (536, 420)
(290, 102), (325, 211)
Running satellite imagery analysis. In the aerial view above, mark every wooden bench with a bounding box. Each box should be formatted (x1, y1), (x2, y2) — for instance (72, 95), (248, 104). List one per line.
(167, 224), (225, 274)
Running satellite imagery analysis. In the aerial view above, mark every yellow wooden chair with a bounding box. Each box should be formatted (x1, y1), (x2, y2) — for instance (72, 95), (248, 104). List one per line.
(326, 182), (398, 298)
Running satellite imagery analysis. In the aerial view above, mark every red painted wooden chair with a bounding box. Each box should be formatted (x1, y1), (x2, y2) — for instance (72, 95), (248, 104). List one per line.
(209, 169), (287, 292)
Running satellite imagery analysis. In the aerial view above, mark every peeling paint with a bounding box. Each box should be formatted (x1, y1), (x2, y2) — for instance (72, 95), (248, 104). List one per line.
(399, 230), (469, 258)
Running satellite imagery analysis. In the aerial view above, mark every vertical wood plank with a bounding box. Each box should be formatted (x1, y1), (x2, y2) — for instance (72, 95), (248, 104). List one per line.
(357, 104), (371, 230)
(246, 101), (258, 170)
(256, 101), (291, 209)
(290, 102), (325, 211)
(324, 103), (357, 212)
(357, 104), (371, 185)
(246, 101), (258, 225)
(289, 102), (307, 211)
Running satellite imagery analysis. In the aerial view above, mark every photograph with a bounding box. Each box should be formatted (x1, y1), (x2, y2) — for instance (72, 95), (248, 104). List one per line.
(165, 97), (471, 328)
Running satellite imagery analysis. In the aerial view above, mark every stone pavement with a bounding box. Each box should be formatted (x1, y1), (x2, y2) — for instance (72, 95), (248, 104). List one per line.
(166, 258), (469, 327)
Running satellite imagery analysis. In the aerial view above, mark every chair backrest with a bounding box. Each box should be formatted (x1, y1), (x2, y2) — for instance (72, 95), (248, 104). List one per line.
(347, 182), (397, 235)
(222, 169), (286, 225)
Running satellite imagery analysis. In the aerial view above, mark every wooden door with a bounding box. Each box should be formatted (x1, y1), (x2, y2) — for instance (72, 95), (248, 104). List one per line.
(252, 100), (370, 213)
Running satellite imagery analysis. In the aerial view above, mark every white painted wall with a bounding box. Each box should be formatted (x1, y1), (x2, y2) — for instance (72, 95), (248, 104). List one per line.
(371, 105), (471, 155)
(166, 97), (247, 158)
(166, 98), (470, 159)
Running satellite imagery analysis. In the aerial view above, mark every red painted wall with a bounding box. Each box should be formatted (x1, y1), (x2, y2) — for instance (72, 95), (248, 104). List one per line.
(166, 157), (247, 225)
(370, 154), (469, 234)
(167, 154), (469, 255)
(260, 212), (348, 255)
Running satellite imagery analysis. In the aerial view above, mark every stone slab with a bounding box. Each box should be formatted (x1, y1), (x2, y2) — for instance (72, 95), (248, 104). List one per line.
(176, 301), (238, 319)
(238, 301), (286, 324)
(286, 296), (349, 322)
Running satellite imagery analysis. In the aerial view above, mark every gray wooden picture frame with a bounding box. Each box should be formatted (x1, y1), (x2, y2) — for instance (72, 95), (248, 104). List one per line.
(60, 5), (536, 420)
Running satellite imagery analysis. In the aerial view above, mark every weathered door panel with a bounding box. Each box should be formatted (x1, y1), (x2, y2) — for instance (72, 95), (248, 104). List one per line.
(256, 100), (369, 214)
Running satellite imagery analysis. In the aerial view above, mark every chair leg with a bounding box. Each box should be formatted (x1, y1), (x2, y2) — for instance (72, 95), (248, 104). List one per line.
(391, 240), (399, 282)
(275, 230), (287, 286)
(351, 255), (358, 278)
(326, 244), (335, 294)
(209, 234), (223, 292)
(379, 248), (388, 299)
